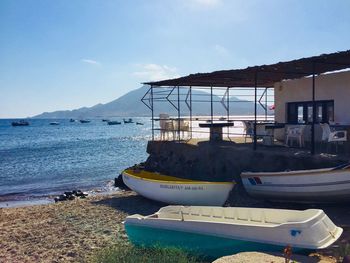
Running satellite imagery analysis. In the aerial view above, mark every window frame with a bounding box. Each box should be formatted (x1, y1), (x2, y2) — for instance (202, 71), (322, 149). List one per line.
(286, 100), (334, 124)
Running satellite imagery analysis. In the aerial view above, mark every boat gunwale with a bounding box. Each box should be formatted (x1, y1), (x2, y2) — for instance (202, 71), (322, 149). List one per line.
(123, 169), (235, 185)
(240, 167), (350, 178)
(152, 208), (325, 227)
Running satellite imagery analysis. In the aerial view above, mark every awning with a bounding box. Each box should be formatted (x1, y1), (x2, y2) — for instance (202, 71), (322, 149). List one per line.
(144, 50), (350, 87)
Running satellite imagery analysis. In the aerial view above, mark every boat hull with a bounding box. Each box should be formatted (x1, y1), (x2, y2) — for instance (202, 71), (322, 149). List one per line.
(241, 167), (350, 202)
(122, 170), (234, 206)
(125, 205), (342, 259)
(125, 224), (289, 259)
(107, 121), (121, 125)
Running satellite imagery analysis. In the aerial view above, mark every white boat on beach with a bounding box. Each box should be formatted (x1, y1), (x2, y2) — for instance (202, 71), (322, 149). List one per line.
(122, 169), (235, 206)
(241, 163), (350, 202)
(124, 206), (342, 258)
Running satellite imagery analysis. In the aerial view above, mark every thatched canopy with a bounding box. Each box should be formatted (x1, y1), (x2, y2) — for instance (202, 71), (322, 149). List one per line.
(144, 50), (350, 87)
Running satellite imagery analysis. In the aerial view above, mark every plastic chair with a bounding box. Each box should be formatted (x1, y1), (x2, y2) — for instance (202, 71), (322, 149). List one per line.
(286, 125), (305, 147)
(173, 119), (190, 140)
(159, 114), (175, 140)
(320, 123), (347, 153)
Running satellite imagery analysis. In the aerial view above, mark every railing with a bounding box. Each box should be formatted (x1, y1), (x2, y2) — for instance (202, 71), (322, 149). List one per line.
(152, 117), (349, 155)
(154, 116), (275, 141)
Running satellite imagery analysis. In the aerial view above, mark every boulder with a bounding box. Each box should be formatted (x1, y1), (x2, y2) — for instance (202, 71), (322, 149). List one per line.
(213, 252), (325, 263)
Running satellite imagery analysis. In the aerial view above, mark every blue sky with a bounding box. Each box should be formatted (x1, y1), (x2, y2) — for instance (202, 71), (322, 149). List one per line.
(1, 0), (350, 118)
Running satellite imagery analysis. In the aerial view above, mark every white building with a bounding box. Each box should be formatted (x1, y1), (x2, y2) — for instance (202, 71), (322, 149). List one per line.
(274, 70), (350, 141)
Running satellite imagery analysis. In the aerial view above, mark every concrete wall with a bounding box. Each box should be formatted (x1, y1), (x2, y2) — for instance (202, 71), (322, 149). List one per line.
(274, 70), (350, 140)
(275, 70), (350, 124)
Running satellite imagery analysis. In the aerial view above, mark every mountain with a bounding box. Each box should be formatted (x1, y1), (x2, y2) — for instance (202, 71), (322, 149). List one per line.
(33, 86), (272, 118)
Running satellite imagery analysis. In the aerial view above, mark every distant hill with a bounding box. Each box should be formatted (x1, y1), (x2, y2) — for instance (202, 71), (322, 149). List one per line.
(33, 86), (272, 118)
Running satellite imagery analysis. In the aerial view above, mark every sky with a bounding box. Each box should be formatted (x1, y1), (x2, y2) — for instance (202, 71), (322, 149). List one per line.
(1, 0), (350, 118)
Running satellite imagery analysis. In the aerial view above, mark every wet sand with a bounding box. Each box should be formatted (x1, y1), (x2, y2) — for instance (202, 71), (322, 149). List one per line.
(1, 190), (349, 262)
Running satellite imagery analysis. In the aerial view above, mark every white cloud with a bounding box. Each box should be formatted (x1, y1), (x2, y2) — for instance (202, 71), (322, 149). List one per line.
(185, 0), (222, 8)
(133, 64), (180, 81)
(213, 44), (230, 56)
(81, 59), (101, 66)
(192, 0), (221, 6)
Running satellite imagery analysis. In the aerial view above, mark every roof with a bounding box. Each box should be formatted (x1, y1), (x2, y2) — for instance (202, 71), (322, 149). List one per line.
(144, 50), (350, 88)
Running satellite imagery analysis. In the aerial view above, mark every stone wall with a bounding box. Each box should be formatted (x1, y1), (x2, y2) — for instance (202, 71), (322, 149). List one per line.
(145, 141), (346, 184)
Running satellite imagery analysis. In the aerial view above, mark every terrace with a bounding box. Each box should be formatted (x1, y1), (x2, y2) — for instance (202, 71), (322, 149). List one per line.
(142, 50), (350, 157)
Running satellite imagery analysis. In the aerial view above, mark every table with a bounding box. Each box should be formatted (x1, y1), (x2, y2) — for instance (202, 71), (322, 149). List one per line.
(199, 122), (234, 141)
(262, 123), (285, 145)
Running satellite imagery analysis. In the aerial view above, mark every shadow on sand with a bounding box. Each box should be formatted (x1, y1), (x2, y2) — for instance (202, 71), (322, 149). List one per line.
(92, 193), (163, 216)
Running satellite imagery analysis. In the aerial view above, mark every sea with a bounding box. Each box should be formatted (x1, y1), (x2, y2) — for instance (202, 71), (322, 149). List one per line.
(0, 118), (151, 206)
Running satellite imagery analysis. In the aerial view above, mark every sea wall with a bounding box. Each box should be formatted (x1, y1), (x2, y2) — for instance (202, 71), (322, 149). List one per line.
(144, 141), (346, 184)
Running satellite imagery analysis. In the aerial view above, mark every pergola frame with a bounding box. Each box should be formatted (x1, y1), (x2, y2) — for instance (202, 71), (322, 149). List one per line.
(142, 50), (350, 154)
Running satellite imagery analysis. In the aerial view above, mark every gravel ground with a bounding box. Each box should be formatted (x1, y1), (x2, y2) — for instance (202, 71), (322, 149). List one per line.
(0, 191), (162, 263)
(0, 190), (349, 262)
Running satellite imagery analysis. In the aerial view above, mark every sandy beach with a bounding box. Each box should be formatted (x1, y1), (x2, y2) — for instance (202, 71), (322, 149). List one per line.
(1, 190), (350, 262)
(0, 191), (162, 263)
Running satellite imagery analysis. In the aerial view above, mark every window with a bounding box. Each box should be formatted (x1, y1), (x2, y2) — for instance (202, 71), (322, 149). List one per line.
(286, 100), (334, 124)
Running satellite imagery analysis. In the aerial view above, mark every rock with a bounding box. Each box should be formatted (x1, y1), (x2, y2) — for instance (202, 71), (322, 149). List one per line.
(54, 195), (68, 202)
(54, 189), (89, 202)
(114, 174), (130, 190)
(73, 190), (84, 197)
(213, 252), (320, 263)
(64, 191), (74, 197)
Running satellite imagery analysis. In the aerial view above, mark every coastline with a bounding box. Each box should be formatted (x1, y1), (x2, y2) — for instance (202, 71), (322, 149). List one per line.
(0, 179), (120, 208)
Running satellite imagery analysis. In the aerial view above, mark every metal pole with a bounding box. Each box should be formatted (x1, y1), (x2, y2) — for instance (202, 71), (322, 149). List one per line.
(254, 72), (258, 150)
(211, 86), (213, 123)
(227, 88), (230, 121)
(265, 88), (268, 121)
(177, 86), (180, 141)
(227, 87), (230, 139)
(151, 85), (154, 141)
(311, 63), (316, 155)
(190, 86), (193, 139)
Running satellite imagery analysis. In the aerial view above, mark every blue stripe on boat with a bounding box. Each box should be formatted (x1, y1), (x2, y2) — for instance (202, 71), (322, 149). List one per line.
(248, 178), (256, 185)
(125, 224), (308, 259)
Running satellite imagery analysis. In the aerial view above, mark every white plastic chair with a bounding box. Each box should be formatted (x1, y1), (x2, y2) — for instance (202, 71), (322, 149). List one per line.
(173, 119), (190, 140)
(286, 125), (306, 147)
(320, 123), (347, 153)
(159, 114), (175, 140)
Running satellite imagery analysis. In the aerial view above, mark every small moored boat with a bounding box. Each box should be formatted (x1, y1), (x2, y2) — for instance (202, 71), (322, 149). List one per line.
(124, 206), (342, 259)
(241, 163), (350, 202)
(122, 169), (234, 206)
(49, 122), (59, 125)
(79, 119), (91, 123)
(107, 121), (121, 125)
(11, 120), (29, 126)
(123, 118), (134, 124)
(102, 119), (109, 122)
(136, 122), (144, 125)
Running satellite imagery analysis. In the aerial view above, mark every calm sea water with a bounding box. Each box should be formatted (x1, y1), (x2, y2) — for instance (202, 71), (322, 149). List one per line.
(0, 118), (151, 202)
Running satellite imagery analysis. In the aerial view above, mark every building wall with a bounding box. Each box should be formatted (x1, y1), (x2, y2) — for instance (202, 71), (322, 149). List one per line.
(274, 70), (350, 140)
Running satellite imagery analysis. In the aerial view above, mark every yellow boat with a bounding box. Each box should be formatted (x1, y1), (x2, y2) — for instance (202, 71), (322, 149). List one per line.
(122, 169), (235, 206)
